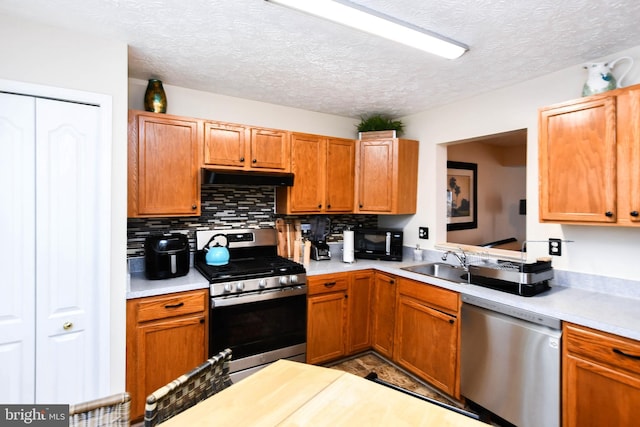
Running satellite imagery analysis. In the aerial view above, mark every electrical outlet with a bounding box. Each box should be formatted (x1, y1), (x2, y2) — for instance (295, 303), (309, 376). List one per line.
(418, 227), (429, 239)
(548, 238), (562, 256)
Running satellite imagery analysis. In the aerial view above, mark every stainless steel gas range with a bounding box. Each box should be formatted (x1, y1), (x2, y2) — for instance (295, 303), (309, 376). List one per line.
(194, 228), (307, 382)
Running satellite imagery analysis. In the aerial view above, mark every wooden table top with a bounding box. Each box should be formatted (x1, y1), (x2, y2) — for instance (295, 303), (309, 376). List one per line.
(160, 359), (484, 426)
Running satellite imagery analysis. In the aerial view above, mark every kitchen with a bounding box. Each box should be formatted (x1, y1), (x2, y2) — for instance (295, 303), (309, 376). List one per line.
(2, 1), (640, 426)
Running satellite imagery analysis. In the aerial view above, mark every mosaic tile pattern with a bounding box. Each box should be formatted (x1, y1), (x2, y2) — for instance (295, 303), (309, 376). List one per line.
(127, 186), (376, 257)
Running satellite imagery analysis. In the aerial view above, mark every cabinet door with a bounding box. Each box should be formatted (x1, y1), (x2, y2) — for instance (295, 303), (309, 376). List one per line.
(129, 111), (201, 217)
(394, 294), (458, 397)
(356, 139), (394, 212)
(250, 128), (289, 170)
(563, 323), (640, 427)
(564, 354), (640, 427)
(288, 133), (325, 213)
(539, 97), (617, 222)
(616, 87), (640, 225)
(204, 121), (247, 167)
(371, 273), (396, 358)
(346, 271), (373, 355)
(132, 314), (207, 420)
(306, 291), (346, 365)
(326, 137), (355, 212)
(0, 93), (36, 403)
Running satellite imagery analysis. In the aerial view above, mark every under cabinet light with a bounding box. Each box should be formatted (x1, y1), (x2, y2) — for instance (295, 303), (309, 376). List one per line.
(265, 0), (468, 59)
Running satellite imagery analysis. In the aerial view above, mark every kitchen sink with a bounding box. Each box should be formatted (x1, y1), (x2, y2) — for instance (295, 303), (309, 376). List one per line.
(401, 262), (469, 284)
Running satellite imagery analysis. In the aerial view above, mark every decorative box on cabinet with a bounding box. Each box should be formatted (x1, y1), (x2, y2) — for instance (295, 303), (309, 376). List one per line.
(394, 278), (460, 398)
(128, 110), (202, 217)
(276, 133), (355, 214)
(204, 121), (290, 172)
(539, 84), (640, 225)
(563, 322), (640, 427)
(355, 138), (419, 214)
(126, 289), (209, 422)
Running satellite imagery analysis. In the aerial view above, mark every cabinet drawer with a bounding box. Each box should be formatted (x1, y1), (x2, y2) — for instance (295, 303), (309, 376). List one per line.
(397, 278), (459, 314)
(135, 290), (206, 323)
(308, 273), (349, 295)
(565, 323), (640, 376)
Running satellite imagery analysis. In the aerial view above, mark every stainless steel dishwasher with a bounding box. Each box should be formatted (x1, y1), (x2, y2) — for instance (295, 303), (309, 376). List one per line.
(461, 294), (562, 427)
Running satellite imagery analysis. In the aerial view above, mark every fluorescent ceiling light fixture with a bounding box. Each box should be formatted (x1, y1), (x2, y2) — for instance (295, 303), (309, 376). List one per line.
(265, 0), (468, 59)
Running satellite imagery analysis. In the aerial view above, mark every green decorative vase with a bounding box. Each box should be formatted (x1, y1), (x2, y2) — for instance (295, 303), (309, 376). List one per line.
(144, 79), (167, 113)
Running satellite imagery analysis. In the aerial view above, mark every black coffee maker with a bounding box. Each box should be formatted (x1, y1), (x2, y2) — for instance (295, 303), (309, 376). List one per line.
(308, 216), (331, 261)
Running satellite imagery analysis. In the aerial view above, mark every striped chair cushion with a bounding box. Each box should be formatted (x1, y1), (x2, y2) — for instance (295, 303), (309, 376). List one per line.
(69, 392), (131, 427)
(144, 348), (232, 426)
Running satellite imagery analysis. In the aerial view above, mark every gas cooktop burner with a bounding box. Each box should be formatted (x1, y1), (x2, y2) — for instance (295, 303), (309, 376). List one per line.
(195, 255), (306, 283)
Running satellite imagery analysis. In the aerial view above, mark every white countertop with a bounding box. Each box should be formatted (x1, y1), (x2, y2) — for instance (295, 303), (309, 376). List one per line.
(128, 257), (640, 341)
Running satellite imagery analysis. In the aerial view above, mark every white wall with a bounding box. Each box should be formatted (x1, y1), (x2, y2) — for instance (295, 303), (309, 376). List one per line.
(389, 45), (640, 282)
(0, 13), (129, 393)
(129, 78), (359, 138)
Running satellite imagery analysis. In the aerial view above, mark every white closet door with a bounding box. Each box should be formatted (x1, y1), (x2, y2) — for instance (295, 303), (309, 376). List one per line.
(0, 93), (36, 403)
(34, 98), (107, 404)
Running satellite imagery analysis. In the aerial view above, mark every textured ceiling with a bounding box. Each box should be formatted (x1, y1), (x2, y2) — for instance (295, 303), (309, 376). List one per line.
(3, 0), (640, 118)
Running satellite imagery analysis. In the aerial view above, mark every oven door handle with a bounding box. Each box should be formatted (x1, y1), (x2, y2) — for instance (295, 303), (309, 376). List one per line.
(211, 286), (307, 307)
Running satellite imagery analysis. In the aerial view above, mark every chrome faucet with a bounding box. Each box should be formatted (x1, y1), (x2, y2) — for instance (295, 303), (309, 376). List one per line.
(442, 249), (468, 271)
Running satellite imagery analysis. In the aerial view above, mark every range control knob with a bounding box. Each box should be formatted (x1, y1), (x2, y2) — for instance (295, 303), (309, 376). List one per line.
(279, 276), (290, 286)
(258, 279), (267, 289)
(236, 282), (245, 291)
(223, 283), (233, 293)
(289, 275), (299, 284)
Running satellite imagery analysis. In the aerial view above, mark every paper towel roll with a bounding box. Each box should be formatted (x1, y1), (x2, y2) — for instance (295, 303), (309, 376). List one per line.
(343, 230), (355, 263)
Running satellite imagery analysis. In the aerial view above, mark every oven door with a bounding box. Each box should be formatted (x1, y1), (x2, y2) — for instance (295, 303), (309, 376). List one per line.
(210, 286), (307, 381)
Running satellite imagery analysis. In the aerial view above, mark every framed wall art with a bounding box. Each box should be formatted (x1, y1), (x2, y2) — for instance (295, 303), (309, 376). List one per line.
(446, 161), (477, 231)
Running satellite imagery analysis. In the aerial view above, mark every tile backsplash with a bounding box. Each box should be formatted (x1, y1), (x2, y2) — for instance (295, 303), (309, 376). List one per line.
(127, 185), (376, 257)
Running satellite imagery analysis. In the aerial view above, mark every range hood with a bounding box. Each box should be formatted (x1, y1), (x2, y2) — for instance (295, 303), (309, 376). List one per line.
(202, 169), (294, 187)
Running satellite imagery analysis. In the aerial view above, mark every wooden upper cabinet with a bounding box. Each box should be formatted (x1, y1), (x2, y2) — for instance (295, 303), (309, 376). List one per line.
(355, 138), (419, 214)
(128, 110), (201, 217)
(539, 96), (617, 223)
(203, 122), (290, 172)
(277, 133), (355, 214)
(203, 121), (247, 168)
(539, 84), (640, 225)
(250, 127), (290, 170)
(326, 137), (356, 212)
(615, 86), (640, 225)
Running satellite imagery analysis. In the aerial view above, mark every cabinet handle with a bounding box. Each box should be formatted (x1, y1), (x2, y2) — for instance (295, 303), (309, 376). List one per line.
(631, 211), (639, 217)
(318, 204), (322, 209)
(191, 204), (197, 210)
(239, 157), (245, 162)
(389, 279), (395, 285)
(164, 302), (185, 309)
(63, 321), (73, 330)
(252, 159), (257, 163)
(359, 204), (363, 208)
(449, 319), (455, 324)
(605, 211), (614, 217)
(327, 204), (331, 209)
(613, 348), (640, 360)
(200, 319), (205, 324)
(324, 281), (337, 288)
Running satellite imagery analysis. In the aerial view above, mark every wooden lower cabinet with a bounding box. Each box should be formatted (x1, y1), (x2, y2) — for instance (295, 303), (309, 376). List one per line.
(126, 289), (209, 422)
(346, 270), (374, 354)
(306, 273), (349, 365)
(563, 322), (640, 427)
(393, 277), (460, 398)
(306, 271), (373, 365)
(371, 272), (397, 358)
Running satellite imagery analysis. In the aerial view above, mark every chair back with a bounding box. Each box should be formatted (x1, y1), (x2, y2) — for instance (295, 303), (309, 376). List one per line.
(144, 348), (232, 426)
(69, 392), (131, 426)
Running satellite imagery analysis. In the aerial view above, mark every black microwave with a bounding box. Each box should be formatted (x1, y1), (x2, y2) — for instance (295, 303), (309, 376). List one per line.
(354, 228), (403, 261)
